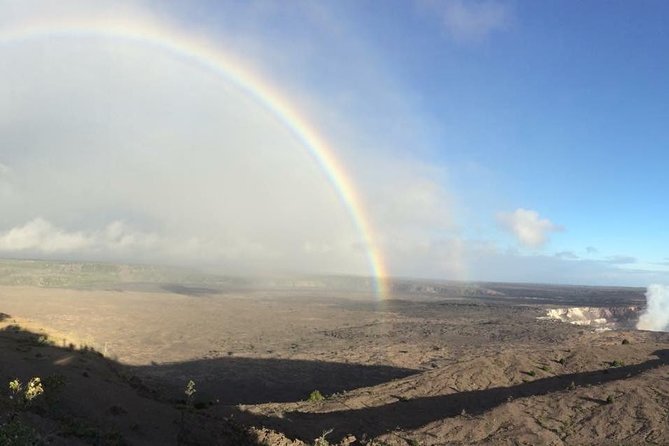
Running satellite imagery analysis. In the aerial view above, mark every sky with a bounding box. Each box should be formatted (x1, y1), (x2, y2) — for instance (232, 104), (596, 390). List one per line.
(0, 0), (668, 286)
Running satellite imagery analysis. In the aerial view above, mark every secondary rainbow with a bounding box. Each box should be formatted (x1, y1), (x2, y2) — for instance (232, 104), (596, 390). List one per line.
(0, 16), (390, 297)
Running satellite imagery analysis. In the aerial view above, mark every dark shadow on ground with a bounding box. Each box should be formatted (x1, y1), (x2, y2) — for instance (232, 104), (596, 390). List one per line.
(240, 350), (669, 443)
(131, 357), (418, 404)
(0, 324), (418, 445)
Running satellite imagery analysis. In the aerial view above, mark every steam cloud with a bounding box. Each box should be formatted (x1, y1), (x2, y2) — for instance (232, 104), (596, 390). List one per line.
(636, 284), (669, 331)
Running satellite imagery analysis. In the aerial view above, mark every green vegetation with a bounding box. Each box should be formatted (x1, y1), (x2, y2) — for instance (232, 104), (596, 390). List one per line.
(308, 390), (325, 402)
(609, 360), (625, 368)
(606, 394), (615, 404)
(538, 364), (551, 372)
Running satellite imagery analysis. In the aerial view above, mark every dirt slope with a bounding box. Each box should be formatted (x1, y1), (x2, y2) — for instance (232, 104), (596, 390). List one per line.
(238, 331), (669, 445)
(0, 315), (260, 445)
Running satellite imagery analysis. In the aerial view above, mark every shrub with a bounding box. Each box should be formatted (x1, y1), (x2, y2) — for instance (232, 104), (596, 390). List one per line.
(8, 377), (44, 409)
(308, 390), (325, 402)
(1, 377), (45, 445)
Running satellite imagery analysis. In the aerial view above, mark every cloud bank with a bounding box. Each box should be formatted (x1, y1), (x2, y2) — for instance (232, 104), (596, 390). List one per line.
(0, 218), (158, 255)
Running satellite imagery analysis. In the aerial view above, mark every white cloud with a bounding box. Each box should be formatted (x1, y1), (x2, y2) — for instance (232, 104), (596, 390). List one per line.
(497, 208), (563, 248)
(0, 218), (159, 255)
(423, 0), (512, 42)
(0, 218), (91, 253)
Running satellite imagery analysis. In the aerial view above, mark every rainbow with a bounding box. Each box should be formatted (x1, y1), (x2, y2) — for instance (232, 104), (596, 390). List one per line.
(0, 15), (390, 297)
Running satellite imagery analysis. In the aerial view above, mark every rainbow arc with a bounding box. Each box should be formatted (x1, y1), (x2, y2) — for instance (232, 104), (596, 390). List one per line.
(0, 17), (389, 297)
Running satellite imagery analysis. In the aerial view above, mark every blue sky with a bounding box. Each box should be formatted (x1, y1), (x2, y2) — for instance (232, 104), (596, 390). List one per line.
(1, 0), (668, 285)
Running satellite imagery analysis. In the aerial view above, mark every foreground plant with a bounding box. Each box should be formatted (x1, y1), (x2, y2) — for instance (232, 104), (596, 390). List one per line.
(2, 377), (45, 445)
(8, 377), (44, 408)
(178, 379), (197, 443)
(185, 379), (196, 407)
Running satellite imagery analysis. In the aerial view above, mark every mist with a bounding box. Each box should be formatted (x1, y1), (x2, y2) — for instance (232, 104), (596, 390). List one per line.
(636, 284), (669, 331)
(0, 35), (367, 275)
(0, 2), (468, 281)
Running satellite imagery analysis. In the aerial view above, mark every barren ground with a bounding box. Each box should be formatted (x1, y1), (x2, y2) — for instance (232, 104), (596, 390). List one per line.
(0, 267), (667, 445)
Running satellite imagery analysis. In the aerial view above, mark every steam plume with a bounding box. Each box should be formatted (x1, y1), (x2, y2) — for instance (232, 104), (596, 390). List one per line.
(636, 284), (669, 331)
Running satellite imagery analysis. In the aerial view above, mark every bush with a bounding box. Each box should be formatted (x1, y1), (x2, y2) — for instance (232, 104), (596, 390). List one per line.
(8, 377), (44, 410)
(308, 390), (325, 402)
